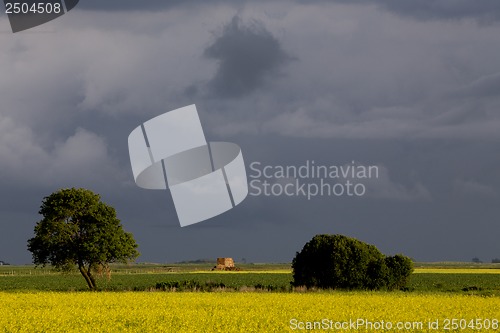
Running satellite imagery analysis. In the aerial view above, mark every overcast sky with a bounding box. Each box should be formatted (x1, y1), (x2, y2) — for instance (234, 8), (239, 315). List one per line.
(1, 0), (500, 264)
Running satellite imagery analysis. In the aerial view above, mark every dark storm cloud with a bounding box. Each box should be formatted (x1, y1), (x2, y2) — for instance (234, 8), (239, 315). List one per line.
(376, 0), (500, 22)
(203, 16), (293, 98)
(77, 0), (196, 11)
(311, 0), (500, 22)
(77, 0), (500, 23)
(72, 0), (500, 24)
(77, 0), (247, 11)
(2, 1), (500, 265)
(452, 72), (500, 99)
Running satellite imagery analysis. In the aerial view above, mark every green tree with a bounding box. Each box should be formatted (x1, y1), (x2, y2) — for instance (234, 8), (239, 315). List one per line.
(27, 188), (139, 290)
(292, 234), (385, 289)
(292, 234), (413, 290)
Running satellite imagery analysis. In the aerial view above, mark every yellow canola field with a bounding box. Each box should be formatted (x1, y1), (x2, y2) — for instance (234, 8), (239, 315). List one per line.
(0, 292), (499, 332)
(413, 268), (500, 274)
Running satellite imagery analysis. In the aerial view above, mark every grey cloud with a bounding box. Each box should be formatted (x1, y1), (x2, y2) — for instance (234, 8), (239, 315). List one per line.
(0, 117), (124, 189)
(203, 16), (293, 98)
(305, 0), (500, 22)
(453, 180), (497, 197)
(77, 0), (199, 11)
(376, 0), (500, 22)
(452, 72), (500, 99)
(2, 2), (500, 265)
(209, 6), (500, 141)
(358, 165), (432, 201)
(75, 0), (500, 23)
(260, 103), (500, 140)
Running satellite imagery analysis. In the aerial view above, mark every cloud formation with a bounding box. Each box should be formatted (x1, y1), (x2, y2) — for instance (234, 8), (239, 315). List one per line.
(374, 0), (500, 22)
(76, 0), (500, 23)
(0, 115), (123, 189)
(299, 0), (500, 23)
(203, 16), (292, 98)
(1, 1), (500, 264)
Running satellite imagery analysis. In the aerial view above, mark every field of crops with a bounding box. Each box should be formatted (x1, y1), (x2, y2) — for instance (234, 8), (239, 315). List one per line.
(1, 292), (499, 332)
(1, 265), (500, 332)
(1, 268), (500, 294)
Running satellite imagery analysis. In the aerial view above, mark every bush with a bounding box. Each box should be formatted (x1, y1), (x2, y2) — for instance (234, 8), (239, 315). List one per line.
(292, 234), (413, 290)
(384, 254), (413, 290)
(366, 257), (389, 290)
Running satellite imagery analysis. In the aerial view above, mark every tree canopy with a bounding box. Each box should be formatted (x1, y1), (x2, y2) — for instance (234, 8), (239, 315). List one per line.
(27, 188), (139, 290)
(292, 234), (413, 290)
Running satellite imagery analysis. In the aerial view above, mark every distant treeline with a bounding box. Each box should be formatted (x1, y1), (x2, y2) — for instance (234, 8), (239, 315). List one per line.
(472, 258), (500, 264)
(174, 259), (215, 264)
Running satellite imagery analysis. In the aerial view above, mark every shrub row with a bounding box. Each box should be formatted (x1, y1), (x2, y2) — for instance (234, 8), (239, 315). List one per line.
(154, 280), (288, 292)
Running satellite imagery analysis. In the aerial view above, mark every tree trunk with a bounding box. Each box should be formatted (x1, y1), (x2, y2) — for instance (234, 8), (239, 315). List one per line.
(78, 264), (96, 290)
(87, 266), (97, 290)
